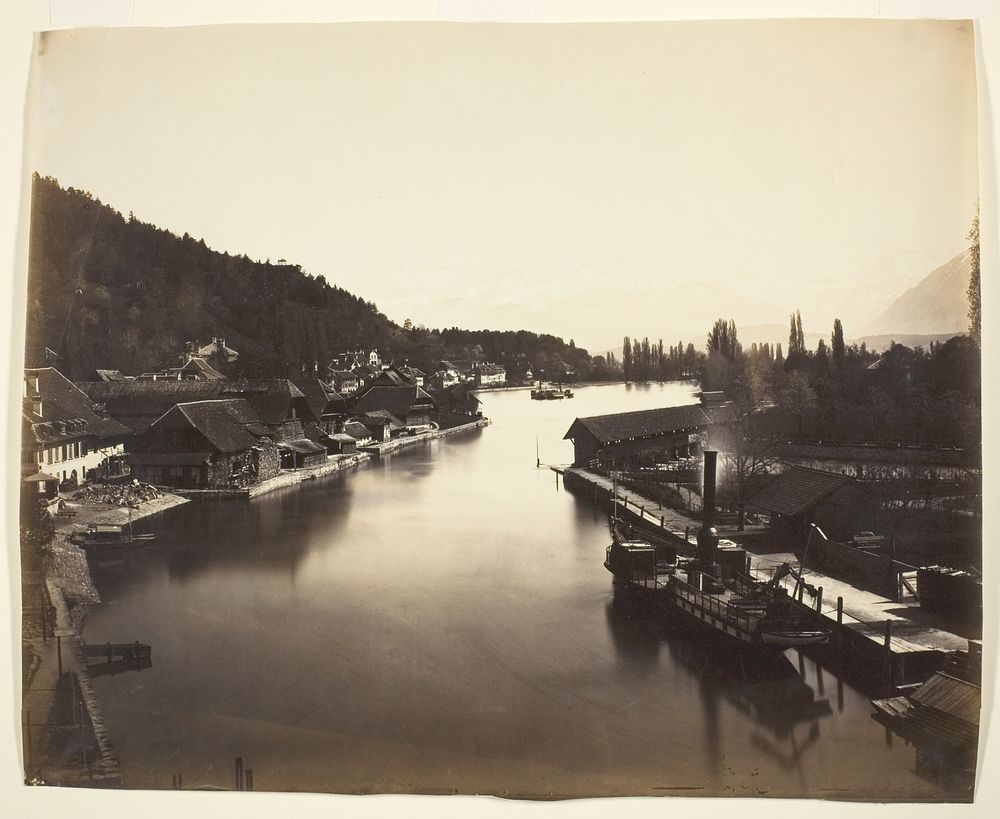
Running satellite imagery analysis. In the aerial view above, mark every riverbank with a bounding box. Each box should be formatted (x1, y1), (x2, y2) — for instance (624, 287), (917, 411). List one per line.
(21, 489), (190, 786)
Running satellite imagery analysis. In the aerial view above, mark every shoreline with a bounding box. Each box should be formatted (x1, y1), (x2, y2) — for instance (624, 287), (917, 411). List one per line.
(23, 417), (492, 785)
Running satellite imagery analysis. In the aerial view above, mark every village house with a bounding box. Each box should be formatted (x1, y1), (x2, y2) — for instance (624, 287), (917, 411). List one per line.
(364, 365), (417, 389)
(473, 362), (506, 387)
(196, 337), (240, 364)
(428, 369), (460, 391)
(292, 378), (348, 435)
(329, 348), (382, 371)
(563, 404), (719, 469)
(351, 385), (437, 428)
(22, 368), (131, 488)
(329, 369), (360, 395)
(128, 399), (280, 489)
(431, 382), (482, 422)
(81, 378), (318, 439)
(397, 365), (425, 387)
(343, 420), (375, 446)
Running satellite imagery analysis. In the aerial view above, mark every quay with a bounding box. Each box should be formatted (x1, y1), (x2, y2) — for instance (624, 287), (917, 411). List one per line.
(360, 417), (490, 457)
(556, 465), (977, 693)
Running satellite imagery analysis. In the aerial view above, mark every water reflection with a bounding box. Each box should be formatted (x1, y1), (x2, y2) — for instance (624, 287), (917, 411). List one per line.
(606, 588), (833, 777)
(81, 383), (949, 798)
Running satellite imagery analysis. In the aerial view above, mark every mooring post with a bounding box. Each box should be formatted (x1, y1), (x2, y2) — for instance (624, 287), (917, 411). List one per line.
(836, 596), (843, 624)
(25, 710), (32, 770)
(246, 769), (254, 791)
(235, 756), (244, 791)
(883, 619), (894, 695)
(816, 587), (823, 613)
(57, 636), (62, 678)
(660, 515), (665, 529)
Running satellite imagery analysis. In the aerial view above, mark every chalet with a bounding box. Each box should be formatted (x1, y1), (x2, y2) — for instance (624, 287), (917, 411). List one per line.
(473, 363), (506, 387)
(747, 466), (878, 545)
(351, 386), (437, 428)
(564, 404), (715, 468)
(352, 364), (381, 391)
(356, 410), (406, 442)
(128, 399), (279, 489)
(433, 382), (481, 419)
(329, 369), (360, 395)
(293, 378), (348, 435)
(22, 368), (131, 486)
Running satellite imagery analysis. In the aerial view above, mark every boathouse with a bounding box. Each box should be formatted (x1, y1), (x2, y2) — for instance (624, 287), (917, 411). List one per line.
(563, 404), (715, 468)
(127, 399), (281, 489)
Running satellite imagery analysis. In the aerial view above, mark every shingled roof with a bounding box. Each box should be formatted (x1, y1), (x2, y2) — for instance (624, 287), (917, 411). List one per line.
(747, 466), (855, 517)
(172, 400), (264, 453)
(25, 368), (130, 442)
(352, 385), (436, 419)
(564, 404), (711, 446)
(81, 378), (312, 430)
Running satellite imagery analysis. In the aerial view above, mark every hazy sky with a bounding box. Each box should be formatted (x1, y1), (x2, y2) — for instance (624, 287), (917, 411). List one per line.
(29, 20), (979, 353)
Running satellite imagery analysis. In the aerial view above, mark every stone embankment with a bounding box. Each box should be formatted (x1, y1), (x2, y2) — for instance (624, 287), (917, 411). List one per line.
(360, 418), (490, 456)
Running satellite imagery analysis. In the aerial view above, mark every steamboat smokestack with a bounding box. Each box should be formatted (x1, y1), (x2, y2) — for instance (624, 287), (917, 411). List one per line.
(701, 450), (717, 532)
(689, 449), (723, 592)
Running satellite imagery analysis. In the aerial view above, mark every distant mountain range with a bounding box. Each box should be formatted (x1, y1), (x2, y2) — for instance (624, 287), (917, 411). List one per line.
(593, 250), (973, 356)
(860, 249), (972, 337)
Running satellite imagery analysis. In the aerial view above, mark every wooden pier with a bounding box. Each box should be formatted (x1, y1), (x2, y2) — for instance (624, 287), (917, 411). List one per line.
(559, 465), (977, 693)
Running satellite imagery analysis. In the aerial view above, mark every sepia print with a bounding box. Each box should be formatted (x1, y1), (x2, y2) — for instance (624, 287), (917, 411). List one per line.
(15, 16), (985, 804)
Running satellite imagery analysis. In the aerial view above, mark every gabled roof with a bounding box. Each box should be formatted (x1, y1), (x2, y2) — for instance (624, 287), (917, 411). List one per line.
(352, 385), (436, 418)
(177, 357), (227, 381)
(82, 378), (312, 429)
(361, 410), (405, 429)
(369, 367), (414, 387)
(172, 400), (264, 453)
(747, 466), (856, 517)
(292, 378), (346, 419)
(24, 368), (130, 441)
(344, 421), (372, 440)
(564, 404), (710, 446)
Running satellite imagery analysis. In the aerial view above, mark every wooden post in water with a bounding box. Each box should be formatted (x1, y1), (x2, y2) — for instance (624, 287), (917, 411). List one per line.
(57, 636), (62, 678)
(246, 769), (254, 791)
(235, 756), (244, 791)
(816, 587), (823, 613)
(25, 710), (32, 770)
(836, 596), (843, 624)
(883, 619), (893, 695)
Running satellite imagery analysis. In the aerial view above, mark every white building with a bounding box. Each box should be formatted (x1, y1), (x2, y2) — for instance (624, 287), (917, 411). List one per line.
(22, 369), (131, 486)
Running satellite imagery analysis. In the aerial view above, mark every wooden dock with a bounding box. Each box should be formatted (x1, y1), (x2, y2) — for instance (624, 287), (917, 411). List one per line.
(559, 465), (975, 692)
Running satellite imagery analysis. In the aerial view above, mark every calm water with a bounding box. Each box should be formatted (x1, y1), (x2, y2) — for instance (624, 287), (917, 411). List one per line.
(84, 383), (957, 798)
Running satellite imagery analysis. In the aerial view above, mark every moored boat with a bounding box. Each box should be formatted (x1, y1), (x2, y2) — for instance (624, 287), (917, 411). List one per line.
(69, 523), (156, 550)
(604, 451), (832, 649)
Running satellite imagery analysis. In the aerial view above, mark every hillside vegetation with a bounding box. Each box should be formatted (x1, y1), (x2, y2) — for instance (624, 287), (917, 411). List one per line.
(26, 175), (599, 381)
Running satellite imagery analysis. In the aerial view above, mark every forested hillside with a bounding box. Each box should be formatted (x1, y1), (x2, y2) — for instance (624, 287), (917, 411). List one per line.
(25, 175), (600, 381)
